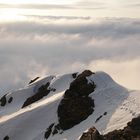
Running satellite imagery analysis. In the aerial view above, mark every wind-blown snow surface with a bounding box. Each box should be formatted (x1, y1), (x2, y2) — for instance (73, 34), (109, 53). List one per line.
(0, 71), (140, 140)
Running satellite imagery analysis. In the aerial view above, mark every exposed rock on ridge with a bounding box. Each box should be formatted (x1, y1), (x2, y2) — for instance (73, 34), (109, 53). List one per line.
(57, 70), (96, 130)
(80, 127), (104, 140)
(80, 116), (140, 140)
(22, 82), (51, 108)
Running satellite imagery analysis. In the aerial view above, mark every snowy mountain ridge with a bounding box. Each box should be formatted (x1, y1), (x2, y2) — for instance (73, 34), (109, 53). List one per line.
(0, 70), (140, 140)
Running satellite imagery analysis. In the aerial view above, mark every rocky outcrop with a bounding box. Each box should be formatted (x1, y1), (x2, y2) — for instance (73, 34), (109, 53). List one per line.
(22, 82), (51, 108)
(43, 70), (96, 139)
(72, 73), (78, 78)
(80, 127), (104, 140)
(57, 70), (96, 130)
(44, 123), (54, 139)
(95, 112), (107, 123)
(3, 135), (9, 140)
(28, 77), (40, 84)
(58, 97), (94, 130)
(80, 116), (140, 140)
(104, 116), (140, 140)
(68, 70), (95, 97)
(0, 94), (7, 106)
(8, 97), (13, 103)
(0, 94), (13, 107)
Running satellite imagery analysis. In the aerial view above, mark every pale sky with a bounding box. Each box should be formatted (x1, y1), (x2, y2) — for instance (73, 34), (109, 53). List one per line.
(0, 0), (140, 18)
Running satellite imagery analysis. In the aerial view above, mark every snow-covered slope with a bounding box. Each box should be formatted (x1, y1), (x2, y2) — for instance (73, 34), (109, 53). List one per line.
(0, 74), (74, 116)
(0, 70), (140, 140)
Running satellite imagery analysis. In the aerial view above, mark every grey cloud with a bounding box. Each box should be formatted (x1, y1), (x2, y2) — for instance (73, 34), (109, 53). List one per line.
(0, 0), (107, 10)
(76, 0), (105, 5)
(0, 17), (140, 94)
(126, 3), (140, 8)
(0, 4), (74, 9)
(116, 0), (140, 8)
(25, 15), (91, 20)
(1, 18), (140, 39)
(76, 0), (107, 9)
(0, 18), (140, 62)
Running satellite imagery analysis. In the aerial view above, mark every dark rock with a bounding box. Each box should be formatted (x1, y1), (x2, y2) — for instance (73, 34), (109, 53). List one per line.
(72, 73), (78, 78)
(103, 112), (107, 116)
(52, 128), (58, 135)
(78, 70), (94, 77)
(44, 123), (54, 139)
(57, 70), (95, 130)
(128, 116), (140, 131)
(3, 136), (9, 140)
(104, 130), (124, 140)
(48, 87), (56, 92)
(95, 112), (107, 123)
(58, 97), (94, 130)
(0, 94), (7, 106)
(95, 115), (103, 123)
(79, 127), (104, 140)
(69, 70), (95, 97)
(28, 77), (40, 84)
(8, 97), (13, 104)
(22, 82), (50, 108)
(79, 116), (140, 140)
(52, 124), (61, 135)
(104, 116), (140, 140)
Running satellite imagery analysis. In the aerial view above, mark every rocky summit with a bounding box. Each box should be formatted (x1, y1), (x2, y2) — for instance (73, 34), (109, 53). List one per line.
(0, 70), (140, 140)
(80, 115), (140, 140)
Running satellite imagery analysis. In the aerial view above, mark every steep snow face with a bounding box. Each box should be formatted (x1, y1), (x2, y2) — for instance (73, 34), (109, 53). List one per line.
(0, 74), (75, 116)
(0, 70), (139, 140)
(0, 76), (55, 116)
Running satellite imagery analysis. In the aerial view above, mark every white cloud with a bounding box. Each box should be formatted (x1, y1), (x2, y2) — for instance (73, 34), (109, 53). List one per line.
(88, 59), (140, 90)
(0, 17), (140, 94)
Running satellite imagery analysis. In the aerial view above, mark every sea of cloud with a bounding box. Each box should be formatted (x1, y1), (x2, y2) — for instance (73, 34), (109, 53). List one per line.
(0, 16), (140, 95)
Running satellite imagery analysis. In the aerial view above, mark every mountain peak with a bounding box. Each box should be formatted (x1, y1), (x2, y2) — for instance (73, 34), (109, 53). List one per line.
(0, 70), (140, 140)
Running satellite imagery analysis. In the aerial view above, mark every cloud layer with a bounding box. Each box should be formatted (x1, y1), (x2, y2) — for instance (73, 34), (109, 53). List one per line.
(0, 17), (140, 94)
(1, 0), (140, 18)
